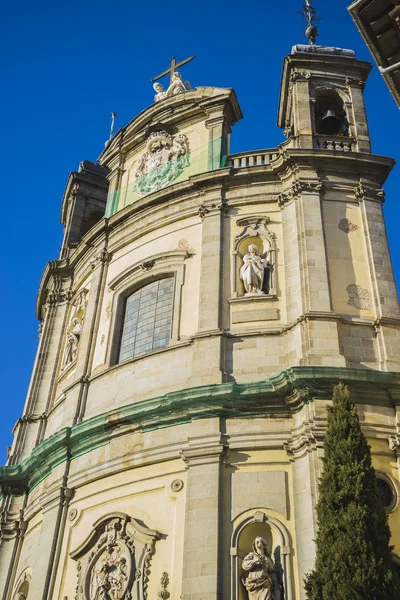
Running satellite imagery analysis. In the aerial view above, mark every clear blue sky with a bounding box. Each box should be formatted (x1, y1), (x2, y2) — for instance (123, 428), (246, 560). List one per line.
(1, 0), (399, 463)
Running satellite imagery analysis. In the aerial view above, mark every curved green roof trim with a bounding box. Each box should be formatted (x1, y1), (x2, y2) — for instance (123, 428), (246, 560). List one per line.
(1, 366), (399, 496)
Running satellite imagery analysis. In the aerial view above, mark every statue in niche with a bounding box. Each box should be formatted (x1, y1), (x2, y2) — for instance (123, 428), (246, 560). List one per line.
(153, 71), (190, 102)
(241, 537), (281, 600)
(61, 289), (88, 371)
(62, 317), (82, 370)
(240, 245), (271, 296)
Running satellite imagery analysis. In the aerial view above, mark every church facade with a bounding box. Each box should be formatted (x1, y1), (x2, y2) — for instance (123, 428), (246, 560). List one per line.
(1, 41), (400, 600)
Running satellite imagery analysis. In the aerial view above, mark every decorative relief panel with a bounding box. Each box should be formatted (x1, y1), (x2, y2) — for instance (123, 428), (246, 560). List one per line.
(338, 218), (358, 234)
(134, 130), (189, 194)
(346, 284), (371, 311)
(70, 513), (160, 600)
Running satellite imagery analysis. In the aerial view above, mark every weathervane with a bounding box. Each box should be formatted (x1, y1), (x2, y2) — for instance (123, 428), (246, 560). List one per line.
(299, 0), (321, 45)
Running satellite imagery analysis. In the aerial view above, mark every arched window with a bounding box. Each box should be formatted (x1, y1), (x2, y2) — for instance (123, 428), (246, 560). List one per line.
(118, 278), (174, 362)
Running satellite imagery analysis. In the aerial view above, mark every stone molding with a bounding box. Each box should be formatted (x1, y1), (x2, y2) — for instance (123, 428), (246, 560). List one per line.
(1, 367), (399, 497)
(35, 147), (394, 319)
(108, 250), (192, 292)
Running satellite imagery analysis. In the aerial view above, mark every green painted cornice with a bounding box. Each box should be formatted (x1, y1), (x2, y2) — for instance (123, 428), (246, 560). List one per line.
(1, 367), (399, 496)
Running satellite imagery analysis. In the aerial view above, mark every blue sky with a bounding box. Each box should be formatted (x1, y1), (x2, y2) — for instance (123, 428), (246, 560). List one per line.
(1, 0), (399, 463)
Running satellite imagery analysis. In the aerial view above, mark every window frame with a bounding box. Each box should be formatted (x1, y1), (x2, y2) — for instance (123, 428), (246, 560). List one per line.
(106, 250), (189, 366)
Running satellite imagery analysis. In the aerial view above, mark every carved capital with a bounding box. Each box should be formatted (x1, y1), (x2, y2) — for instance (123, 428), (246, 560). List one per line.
(354, 182), (367, 201)
(345, 77), (365, 90)
(290, 70), (311, 83)
(284, 424), (325, 461)
(181, 441), (227, 466)
(198, 201), (228, 220)
(281, 180), (324, 204)
(90, 249), (112, 270)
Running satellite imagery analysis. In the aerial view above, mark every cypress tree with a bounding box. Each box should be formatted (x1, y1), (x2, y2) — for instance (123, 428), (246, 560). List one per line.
(305, 383), (398, 600)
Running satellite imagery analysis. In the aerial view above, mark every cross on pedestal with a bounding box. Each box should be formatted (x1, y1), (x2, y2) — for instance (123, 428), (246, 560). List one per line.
(152, 55), (195, 85)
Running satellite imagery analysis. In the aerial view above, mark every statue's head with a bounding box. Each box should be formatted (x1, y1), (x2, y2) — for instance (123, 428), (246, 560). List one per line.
(252, 536), (269, 555)
(153, 82), (163, 93)
(248, 244), (258, 255)
(173, 71), (182, 80)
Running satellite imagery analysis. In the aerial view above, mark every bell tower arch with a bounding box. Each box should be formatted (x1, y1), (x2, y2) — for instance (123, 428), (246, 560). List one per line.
(278, 44), (372, 153)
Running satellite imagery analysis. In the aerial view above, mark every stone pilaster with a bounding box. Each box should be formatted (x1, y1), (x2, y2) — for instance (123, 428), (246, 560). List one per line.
(10, 282), (71, 463)
(72, 247), (111, 424)
(284, 402), (326, 600)
(181, 428), (226, 600)
(27, 482), (72, 600)
(0, 498), (27, 600)
(192, 195), (226, 386)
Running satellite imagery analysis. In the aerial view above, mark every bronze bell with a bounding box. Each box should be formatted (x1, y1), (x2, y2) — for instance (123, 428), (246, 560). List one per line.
(319, 110), (342, 136)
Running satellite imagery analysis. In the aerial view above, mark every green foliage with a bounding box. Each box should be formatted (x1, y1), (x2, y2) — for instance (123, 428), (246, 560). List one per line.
(305, 383), (398, 600)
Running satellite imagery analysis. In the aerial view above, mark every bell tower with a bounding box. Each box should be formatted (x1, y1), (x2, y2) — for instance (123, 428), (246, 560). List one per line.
(278, 43), (372, 152)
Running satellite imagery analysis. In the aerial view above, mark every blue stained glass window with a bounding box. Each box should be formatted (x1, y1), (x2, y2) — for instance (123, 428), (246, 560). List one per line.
(118, 278), (174, 362)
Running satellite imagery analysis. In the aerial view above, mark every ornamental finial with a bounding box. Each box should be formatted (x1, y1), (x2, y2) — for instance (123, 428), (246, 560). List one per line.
(298, 0), (321, 45)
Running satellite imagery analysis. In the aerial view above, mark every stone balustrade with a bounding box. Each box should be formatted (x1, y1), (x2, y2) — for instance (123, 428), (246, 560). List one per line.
(314, 135), (354, 151)
(227, 149), (278, 168)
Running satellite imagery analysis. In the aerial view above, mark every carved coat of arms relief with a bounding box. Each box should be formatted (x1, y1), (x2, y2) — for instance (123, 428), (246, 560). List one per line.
(133, 130), (189, 194)
(70, 514), (160, 600)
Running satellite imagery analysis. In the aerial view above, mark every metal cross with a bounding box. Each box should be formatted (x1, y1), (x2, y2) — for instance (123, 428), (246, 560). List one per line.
(152, 55), (195, 85)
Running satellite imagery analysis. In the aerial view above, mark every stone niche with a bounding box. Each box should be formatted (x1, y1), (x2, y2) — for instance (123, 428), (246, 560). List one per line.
(231, 512), (293, 600)
(229, 217), (279, 326)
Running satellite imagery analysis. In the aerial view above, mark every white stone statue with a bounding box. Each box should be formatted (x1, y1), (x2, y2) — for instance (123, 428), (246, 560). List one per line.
(240, 244), (270, 296)
(153, 83), (168, 103)
(153, 71), (190, 103)
(62, 317), (82, 370)
(241, 537), (281, 600)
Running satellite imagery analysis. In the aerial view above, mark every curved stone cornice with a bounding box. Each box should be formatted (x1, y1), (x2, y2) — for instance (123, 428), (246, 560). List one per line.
(98, 87), (243, 168)
(1, 367), (399, 497)
(36, 144), (394, 319)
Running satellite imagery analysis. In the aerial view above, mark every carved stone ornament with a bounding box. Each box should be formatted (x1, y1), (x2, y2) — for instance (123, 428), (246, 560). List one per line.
(61, 289), (89, 372)
(347, 284), (371, 311)
(338, 218), (358, 234)
(134, 130), (189, 194)
(70, 513), (160, 600)
(138, 260), (156, 272)
(153, 72), (190, 102)
(279, 181), (323, 207)
(157, 573), (170, 600)
(354, 182), (367, 202)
